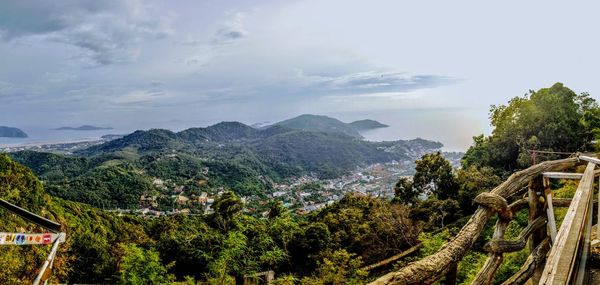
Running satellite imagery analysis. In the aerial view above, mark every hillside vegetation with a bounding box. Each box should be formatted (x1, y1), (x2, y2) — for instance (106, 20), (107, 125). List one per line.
(12, 118), (441, 208)
(2, 83), (599, 284)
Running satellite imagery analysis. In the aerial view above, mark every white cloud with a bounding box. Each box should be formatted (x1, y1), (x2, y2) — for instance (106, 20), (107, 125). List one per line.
(0, 0), (172, 65)
(113, 90), (174, 105)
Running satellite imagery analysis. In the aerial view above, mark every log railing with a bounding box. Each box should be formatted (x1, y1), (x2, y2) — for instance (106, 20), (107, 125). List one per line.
(369, 156), (580, 285)
(539, 161), (596, 284)
(369, 155), (600, 285)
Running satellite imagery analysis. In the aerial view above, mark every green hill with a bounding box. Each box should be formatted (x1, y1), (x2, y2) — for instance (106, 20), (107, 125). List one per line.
(348, 119), (389, 131)
(275, 114), (364, 138)
(11, 119), (443, 207)
(0, 126), (27, 138)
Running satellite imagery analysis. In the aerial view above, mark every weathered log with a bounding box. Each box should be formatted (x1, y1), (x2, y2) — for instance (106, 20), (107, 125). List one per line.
(369, 157), (579, 285)
(471, 218), (508, 285)
(483, 217), (546, 253)
(474, 192), (511, 220)
(470, 254), (503, 285)
(500, 238), (550, 285)
(508, 198), (528, 213)
(527, 176), (547, 284)
(362, 243), (423, 271)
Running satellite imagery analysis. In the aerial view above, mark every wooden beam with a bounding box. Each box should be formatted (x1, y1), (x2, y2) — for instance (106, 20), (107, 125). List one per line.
(361, 243), (422, 271)
(0, 199), (62, 232)
(580, 155), (600, 165)
(540, 162), (596, 284)
(542, 172), (583, 179)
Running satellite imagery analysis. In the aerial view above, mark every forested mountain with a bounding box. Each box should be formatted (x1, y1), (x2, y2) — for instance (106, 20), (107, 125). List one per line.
(0, 126), (27, 138)
(4, 83), (600, 284)
(274, 114), (387, 138)
(77, 120), (441, 180)
(348, 119), (389, 131)
(11, 118), (442, 209)
(0, 153), (420, 284)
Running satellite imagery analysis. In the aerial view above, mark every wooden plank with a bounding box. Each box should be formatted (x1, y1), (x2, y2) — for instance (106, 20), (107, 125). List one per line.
(540, 162), (596, 284)
(580, 155), (600, 165)
(542, 172), (583, 179)
(0, 232), (65, 245)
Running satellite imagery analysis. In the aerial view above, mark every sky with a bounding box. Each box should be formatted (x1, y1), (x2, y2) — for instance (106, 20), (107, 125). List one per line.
(1, 0), (600, 150)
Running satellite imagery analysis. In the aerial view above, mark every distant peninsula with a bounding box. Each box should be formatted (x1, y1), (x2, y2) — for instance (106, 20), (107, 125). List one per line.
(274, 114), (389, 138)
(348, 119), (389, 131)
(55, 125), (113, 131)
(0, 126), (28, 138)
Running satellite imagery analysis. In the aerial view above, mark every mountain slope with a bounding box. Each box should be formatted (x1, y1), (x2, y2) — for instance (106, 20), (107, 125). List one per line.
(0, 126), (28, 138)
(349, 119), (389, 131)
(275, 114), (364, 138)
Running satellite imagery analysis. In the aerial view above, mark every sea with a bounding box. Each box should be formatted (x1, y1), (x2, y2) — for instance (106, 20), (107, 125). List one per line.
(0, 126), (134, 147)
(1, 109), (490, 152)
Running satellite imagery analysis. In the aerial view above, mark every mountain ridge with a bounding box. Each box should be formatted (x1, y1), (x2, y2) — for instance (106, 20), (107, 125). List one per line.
(0, 126), (28, 138)
(55, 125), (113, 131)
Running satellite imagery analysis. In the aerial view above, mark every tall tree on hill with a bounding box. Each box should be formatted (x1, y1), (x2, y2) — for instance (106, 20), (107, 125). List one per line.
(412, 152), (459, 200)
(211, 191), (243, 232)
(462, 83), (600, 174)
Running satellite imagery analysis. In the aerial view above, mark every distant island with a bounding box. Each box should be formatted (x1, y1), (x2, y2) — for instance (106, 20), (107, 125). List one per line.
(274, 114), (388, 138)
(0, 126), (28, 138)
(55, 125), (113, 131)
(348, 119), (389, 131)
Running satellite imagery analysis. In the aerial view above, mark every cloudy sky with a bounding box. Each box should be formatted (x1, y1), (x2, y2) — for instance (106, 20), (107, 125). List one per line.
(1, 0), (599, 149)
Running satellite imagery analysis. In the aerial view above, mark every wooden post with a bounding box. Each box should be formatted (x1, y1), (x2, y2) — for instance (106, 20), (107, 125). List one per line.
(445, 263), (457, 285)
(528, 176), (546, 284)
(544, 177), (557, 243)
(597, 175), (600, 237)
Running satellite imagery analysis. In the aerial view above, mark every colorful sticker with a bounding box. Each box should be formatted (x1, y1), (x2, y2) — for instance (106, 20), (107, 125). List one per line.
(5, 234), (15, 243)
(15, 234), (26, 245)
(42, 233), (51, 245)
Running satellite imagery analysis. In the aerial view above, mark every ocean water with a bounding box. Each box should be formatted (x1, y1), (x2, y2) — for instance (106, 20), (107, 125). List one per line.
(1, 109), (490, 151)
(0, 126), (134, 147)
(335, 109), (491, 152)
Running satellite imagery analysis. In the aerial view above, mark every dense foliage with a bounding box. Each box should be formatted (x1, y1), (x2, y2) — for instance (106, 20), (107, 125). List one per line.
(4, 83), (598, 284)
(0, 153), (419, 283)
(462, 83), (600, 174)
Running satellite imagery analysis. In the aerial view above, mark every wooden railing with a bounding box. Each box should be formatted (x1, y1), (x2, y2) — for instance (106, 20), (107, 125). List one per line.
(540, 158), (597, 284)
(370, 155), (600, 285)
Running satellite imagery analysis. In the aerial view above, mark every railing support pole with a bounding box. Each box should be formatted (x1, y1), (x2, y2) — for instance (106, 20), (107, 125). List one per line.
(528, 177), (546, 284)
(597, 175), (600, 237)
(445, 263), (457, 285)
(544, 177), (557, 243)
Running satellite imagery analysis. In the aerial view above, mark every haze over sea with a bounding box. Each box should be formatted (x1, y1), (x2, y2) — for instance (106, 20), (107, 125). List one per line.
(1, 109), (487, 151)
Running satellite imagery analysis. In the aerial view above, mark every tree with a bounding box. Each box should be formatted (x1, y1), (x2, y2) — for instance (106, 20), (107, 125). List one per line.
(463, 83), (600, 173)
(211, 191), (243, 232)
(412, 152), (458, 200)
(307, 249), (367, 285)
(118, 243), (174, 285)
(393, 177), (418, 204)
(456, 166), (502, 214)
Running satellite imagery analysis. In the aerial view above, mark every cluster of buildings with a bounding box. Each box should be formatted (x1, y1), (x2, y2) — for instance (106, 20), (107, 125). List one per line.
(266, 161), (414, 214)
